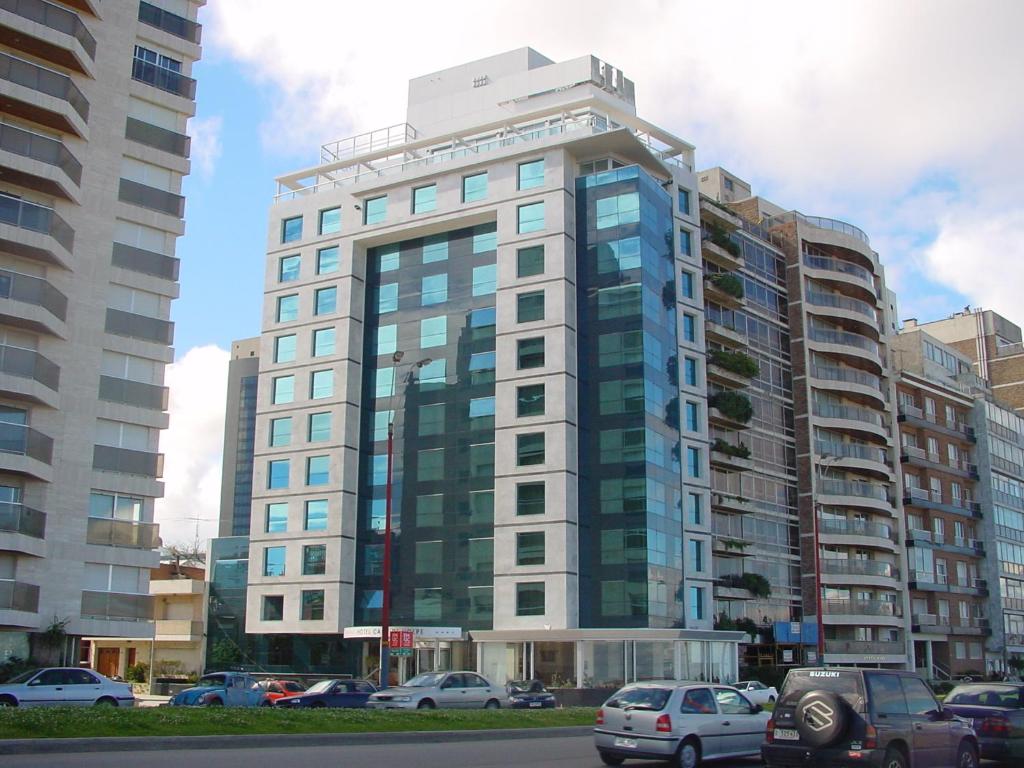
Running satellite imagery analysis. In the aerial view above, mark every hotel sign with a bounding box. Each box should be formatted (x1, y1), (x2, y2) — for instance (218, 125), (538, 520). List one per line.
(343, 626), (463, 640)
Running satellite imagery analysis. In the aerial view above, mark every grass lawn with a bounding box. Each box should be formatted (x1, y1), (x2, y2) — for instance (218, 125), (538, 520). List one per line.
(0, 706), (598, 740)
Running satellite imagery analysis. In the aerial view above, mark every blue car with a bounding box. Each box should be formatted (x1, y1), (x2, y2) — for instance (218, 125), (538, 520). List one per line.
(168, 672), (271, 707)
(275, 679), (377, 708)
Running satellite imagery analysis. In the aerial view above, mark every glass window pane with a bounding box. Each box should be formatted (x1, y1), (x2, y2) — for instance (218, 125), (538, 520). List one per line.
(313, 328), (335, 356)
(517, 245), (544, 277)
(262, 595), (283, 621)
(678, 188), (690, 215)
(269, 417), (291, 447)
(268, 459), (289, 488)
(472, 264), (497, 296)
(416, 541), (443, 574)
(463, 172), (488, 203)
(469, 396), (495, 419)
(375, 367), (395, 397)
(419, 358), (447, 388)
(419, 403), (445, 436)
(272, 376), (294, 404)
(679, 228), (692, 257)
(377, 325), (397, 355)
(266, 503), (288, 533)
(418, 448), (444, 481)
(469, 442), (494, 478)
(681, 271), (693, 298)
(421, 274), (448, 306)
(517, 337), (544, 369)
(264, 546), (286, 576)
(317, 245), (340, 274)
(305, 499), (328, 531)
(422, 235), (448, 263)
(301, 589), (324, 620)
(365, 195), (387, 225)
(518, 159), (544, 190)
(469, 538), (493, 571)
(303, 545), (326, 575)
(318, 207), (341, 235)
(373, 409), (394, 441)
(469, 491), (493, 524)
(279, 255), (300, 282)
(281, 216), (302, 243)
(473, 225), (497, 254)
(413, 184), (437, 214)
(414, 588), (441, 621)
(596, 192), (640, 229)
(377, 244), (399, 272)
(517, 532), (545, 565)
(276, 295), (298, 322)
(517, 483), (545, 515)
(274, 334), (296, 363)
(306, 455), (329, 485)
(420, 316), (447, 348)
(517, 202), (545, 234)
(310, 369), (334, 399)
(517, 433), (545, 466)
(417, 495), (443, 527)
(315, 287), (337, 315)
(378, 283), (398, 314)
(517, 384), (545, 417)
(517, 291), (544, 322)
(516, 582), (545, 616)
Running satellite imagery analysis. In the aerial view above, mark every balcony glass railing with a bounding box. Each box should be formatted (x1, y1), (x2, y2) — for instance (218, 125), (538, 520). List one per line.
(0, 267), (68, 320)
(0, 343), (59, 390)
(131, 57), (196, 99)
(124, 117), (190, 158)
(0, 420), (53, 463)
(98, 375), (168, 411)
(0, 0), (97, 58)
(0, 51), (89, 121)
(0, 578), (39, 611)
(104, 308), (173, 345)
(820, 478), (891, 502)
(802, 252), (873, 283)
(821, 559), (899, 579)
(811, 364), (881, 390)
(819, 518), (893, 540)
(80, 590), (154, 621)
(86, 517), (159, 549)
(808, 327), (880, 356)
(823, 598), (901, 617)
(137, 1), (201, 43)
(111, 242), (179, 281)
(0, 122), (82, 185)
(812, 400), (884, 427)
(897, 403), (975, 437)
(0, 500), (44, 538)
(0, 192), (74, 252)
(92, 444), (163, 478)
(825, 639), (904, 655)
(805, 289), (877, 320)
(816, 439), (887, 464)
(118, 178), (184, 217)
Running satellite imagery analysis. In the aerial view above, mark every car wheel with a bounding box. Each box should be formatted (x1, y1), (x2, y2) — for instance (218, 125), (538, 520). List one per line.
(0, 696), (17, 707)
(883, 746), (908, 768)
(260, 700), (272, 707)
(484, 699), (500, 710)
(94, 697), (118, 707)
(206, 698), (223, 706)
(768, 695), (776, 703)
(956, 741), (978, 768)
(417, 699), (436, 709)
(598, 752), (625, 766)
(677, 737), (701, 768)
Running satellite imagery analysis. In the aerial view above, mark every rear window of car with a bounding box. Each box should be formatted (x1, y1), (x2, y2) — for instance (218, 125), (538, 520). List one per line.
(780, 671), (864, 709)
(606, 686), (671, 711)
(198, 675), (226, 687)
(946, 685), (1024, 707)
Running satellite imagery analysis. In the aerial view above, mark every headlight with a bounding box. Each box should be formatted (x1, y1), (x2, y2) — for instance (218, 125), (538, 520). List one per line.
(392, 696), (411, 702)
(196, 692), (210, 704)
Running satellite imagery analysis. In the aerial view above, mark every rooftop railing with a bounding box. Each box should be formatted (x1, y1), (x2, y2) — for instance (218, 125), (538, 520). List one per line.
(767, 211), (871, 246)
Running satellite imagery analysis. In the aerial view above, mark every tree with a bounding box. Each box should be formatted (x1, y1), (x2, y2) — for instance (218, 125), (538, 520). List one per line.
(164, 538), (206, 574)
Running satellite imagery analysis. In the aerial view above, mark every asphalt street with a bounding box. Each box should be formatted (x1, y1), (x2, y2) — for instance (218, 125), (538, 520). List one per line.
(3, 734), (765, 768)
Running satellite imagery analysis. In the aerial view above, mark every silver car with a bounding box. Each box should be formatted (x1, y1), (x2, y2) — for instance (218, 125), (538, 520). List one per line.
(366, 670), (503, 710)
(594, 681), (770, 767)
(0, 667), (135, 707)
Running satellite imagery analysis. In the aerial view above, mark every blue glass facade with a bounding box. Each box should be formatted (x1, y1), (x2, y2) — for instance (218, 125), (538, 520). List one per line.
(575, 166), (684, 628)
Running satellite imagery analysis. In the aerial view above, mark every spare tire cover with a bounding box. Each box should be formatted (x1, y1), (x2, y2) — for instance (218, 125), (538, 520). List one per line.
(794, 690), (847, 747)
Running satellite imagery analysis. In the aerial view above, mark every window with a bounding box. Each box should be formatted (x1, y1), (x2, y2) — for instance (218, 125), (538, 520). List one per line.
(689, 585), (704, 620)
(315, 286), (337, 315)
(312, 328), (335, 356)
(517, 291), (544, 323)
(469, 307), (496, 339)
(302, 544), (326, 575)
(421, 274), (447, 305)
(469, 351), (495, 385)
(306, 455), (329, 486)
(419, 359), (446, 388)
(517, 245), (544, 277)
(473, 225), (497, 253)
(470, 443), (495, 478)
(276, 295), (298, 322)
(683, 313), (696, 342)
(679, 228), (692, 257)
(318, 207), (341, 235)
(378, 283), (398, 313)
(264, 546), (286, 576)
(469, 538), (493, 571)
(596, 192), (640, 229)
(680, 688), (715, 714)
(274, 334), (296, 363)
(469, 396), (495, 420)
(678, 188), (690, 215)
(412, 184), (436, 214)
(272, 375), (294, 404)
(281, 216), (302, 243)
(266, 503), (287, 533)
(414, 588), (441, 621)
(301, 590), (324, 620)
(684, 357), (698, 386)
(262, 595), (283, 621)
(373, 410), (393, 441)
(305, 499), (328, 531)
(416, 541), (443, 574)
(681, 271), (694, 299)
(317, 246), (339, 274)
(463, 172), (488, 202)
(689, 539), (704, 571)
(686, 446), (700, 477)
(419, 403), (445, 436)
(418, 448), (444, 481)
(716, 688), (753, 715)
(472, 264), (497, 296)
(269, 417), (291, 447)
(310, 369), (334, 399)
(517, 483), (545, 516)
(901, 676), (939, 715)
(518, 159), (544, 190)
(377, 324), (397, 355)
(517, 337), (545, 369)
(364, 195), (387, 224)
(268, 459), (289, 489)
(517, 384), (545, 417)
(516, 582), (545, 616)
(517, 532), (545, 565)
(685, 402), (699, 432)
(517, 202), (545, 233)
(417, 495), (443, 527)
(377, 244), (399, 272)
(422, 234), (448, 263)
(517, 433), (545, 466)
(687, 492), (702, 525)
(279, 255), (300, 282)
(420, 315), (447, 348)
(308, 412), (330, 442)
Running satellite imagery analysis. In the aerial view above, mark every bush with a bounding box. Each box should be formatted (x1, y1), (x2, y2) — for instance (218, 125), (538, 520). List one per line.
(709, 391), (753, 423)
(703, 222), (741, 257)
(125, 662), (149, 683)
(708, 272), (745, 299)
(712, 438), (751, 459)
(709, 349), (760, 378)
(739, 573), (772, 598)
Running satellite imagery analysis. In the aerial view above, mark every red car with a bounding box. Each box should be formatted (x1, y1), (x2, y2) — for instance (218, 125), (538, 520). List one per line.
(258, 679), (307, 702)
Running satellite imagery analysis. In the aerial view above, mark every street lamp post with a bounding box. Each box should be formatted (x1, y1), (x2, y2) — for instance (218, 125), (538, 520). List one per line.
(379, 352), (431, 687)
(814, 455), (840, 666)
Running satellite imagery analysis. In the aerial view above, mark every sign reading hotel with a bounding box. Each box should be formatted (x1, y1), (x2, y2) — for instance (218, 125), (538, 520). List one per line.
(343, 626), (463, 640)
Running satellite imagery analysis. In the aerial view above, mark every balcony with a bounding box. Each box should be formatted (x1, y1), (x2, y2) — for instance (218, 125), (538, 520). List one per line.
(0, 121), (82, 198)
(912, 614), (990, 636)
(105, 308), (173, 345)
(821, 558), (899, 580)
(825, 639), (904, 656)
(807, 327), (882, 366)
(819, 518), (895, 543)
(80, 590), (154, 621)
(900, 445), (977, 479)
(0, 420), (53, 466)
(705, 319), (747, 348)
(0, 51), (89, 135)
(801, 252), (875, 294)
(823, 598), (901, 617)
(0, 500), (44, 538)
(700, 197), (743, 230)
(138, 2), (201, 44)
(909, 572), (988, 596)
(98, 375), (168, 411)
(124, 117), (190, 159)
(111, 241), (180, 281)
(0, 342), (59, 393)
(897, 403), (976, 442)
(805, 289), (878, 323)
(813, 400), (887, 441)
(704, 273), (745, 309)
(711, 492), (755, 515)
(0, 578), (39, 613)
(154, 619), (203, 641)
(819, 478), (892, 511)
(0, 0), (96, 74)
(710, 440), (753, 472)
(713, 535), (753, 557)
(902, 487), (982, 518)
(0, 267), (68, 332)
(816, 440), (889, 470)
(118, 178), (185, 218)
(92, 445), (164, 478)
(131, 57), (196, 100)
(86, 517), (160, 549)
(0, 192), (74, 265)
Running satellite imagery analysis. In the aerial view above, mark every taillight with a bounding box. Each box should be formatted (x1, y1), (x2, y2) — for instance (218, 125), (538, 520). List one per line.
(656, 713), (672, 732)
(765, 717), (775, 743)
(978, 716), (1010, 737)
(864, 724), (878, 749)
(596, 708), (604, 725)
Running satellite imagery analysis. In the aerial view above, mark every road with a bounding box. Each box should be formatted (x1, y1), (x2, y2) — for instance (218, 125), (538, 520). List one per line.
(4, 734), (764, 768)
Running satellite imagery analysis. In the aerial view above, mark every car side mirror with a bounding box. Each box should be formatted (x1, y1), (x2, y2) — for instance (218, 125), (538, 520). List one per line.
(27, 679), (40, 686)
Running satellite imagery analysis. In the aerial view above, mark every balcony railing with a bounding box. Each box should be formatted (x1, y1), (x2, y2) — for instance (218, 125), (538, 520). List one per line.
(903, 486), (981, 514)
(0, 420), (52, 463)
(0, 121), (82, 185)
(130, 56), (196, 99)
(98, 375), (168, 411)
(994, 489), (1024, 511)
(802, 252), (873, 283)
(92, 444), (163, 478)
(766, 212), (871, 246)
(816, 440), (887, 464)
(80, 590), (154, 621)
(0, 343), (59, 390)
(138, 1), (201, 43)
(0, 51), (89, 121)
(808, 327), (880, 356)
(825, 639), (904, 655)
(819, 518), (893, 540)
(821, 558), (899, 579)
(0, 267), (68, 320)
(897, 403), (975, 438)
(810, 364), (881, 390)
(86, 516), (159, 549)
(0, 578), (39, 611)
(805, 289), (877, 320)
(0, 192), (74, 252)
(823, 598), (901, 617)
(813, 400), (884, 427)
(0, 500), (44, 538)
(155, 619), (203, 638)
(105, 308), (173, 345)
(124, 117), (190, 158)
(111, 242), (179, 281)
(821, 477), (891, 502)
(118, 178), (184, 217)
(0, 0), (97, 58)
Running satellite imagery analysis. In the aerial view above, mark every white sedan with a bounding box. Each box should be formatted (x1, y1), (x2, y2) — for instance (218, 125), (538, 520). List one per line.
(0, 667), (134, 707)
(731, 680), (777, 705)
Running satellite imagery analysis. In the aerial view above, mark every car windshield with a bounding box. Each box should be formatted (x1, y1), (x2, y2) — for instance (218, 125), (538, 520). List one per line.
(197, 675), (227, 688)
(5, 669), (42, 684)
(305, 680), (335, 694)
(606, 686), (671, 711)
(403, 673), (445, 688)
(946, 684), (1023, 707)
(509, 680), (546, 694)
(780, 671), (863, 709)
(282, 682), (306, 692)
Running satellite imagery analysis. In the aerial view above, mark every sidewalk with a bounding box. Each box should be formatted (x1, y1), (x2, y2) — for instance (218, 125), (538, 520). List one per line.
(134, 694), (170, 708)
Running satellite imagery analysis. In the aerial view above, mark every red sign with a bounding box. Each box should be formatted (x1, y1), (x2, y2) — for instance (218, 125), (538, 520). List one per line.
(388, 630), (413, 649)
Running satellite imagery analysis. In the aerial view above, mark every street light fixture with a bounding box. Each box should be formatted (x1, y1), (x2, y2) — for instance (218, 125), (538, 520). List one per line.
(814, 454), (841, 667)
(379, 352), (432, 686)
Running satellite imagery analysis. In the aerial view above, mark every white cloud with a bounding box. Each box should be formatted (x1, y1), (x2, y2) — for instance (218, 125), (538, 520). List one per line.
(188, 115), (223, 179)
(155, 345), (230, 551)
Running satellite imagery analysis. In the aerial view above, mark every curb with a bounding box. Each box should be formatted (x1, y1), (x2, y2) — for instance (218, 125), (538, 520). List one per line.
(0, 725), (595, 755)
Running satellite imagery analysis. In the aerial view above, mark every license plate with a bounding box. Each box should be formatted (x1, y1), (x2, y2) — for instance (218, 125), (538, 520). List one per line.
(529, 702), (542, 707)
(774, 728), (799, 741)
(614, 737), (637, 748)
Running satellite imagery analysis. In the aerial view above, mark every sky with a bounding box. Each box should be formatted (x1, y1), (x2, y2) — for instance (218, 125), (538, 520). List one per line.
(154, 0), (1024, 547)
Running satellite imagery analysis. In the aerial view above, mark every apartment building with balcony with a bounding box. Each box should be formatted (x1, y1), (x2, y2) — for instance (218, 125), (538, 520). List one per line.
(0, 1), (202, 658)
(239, 49), (745, 685)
